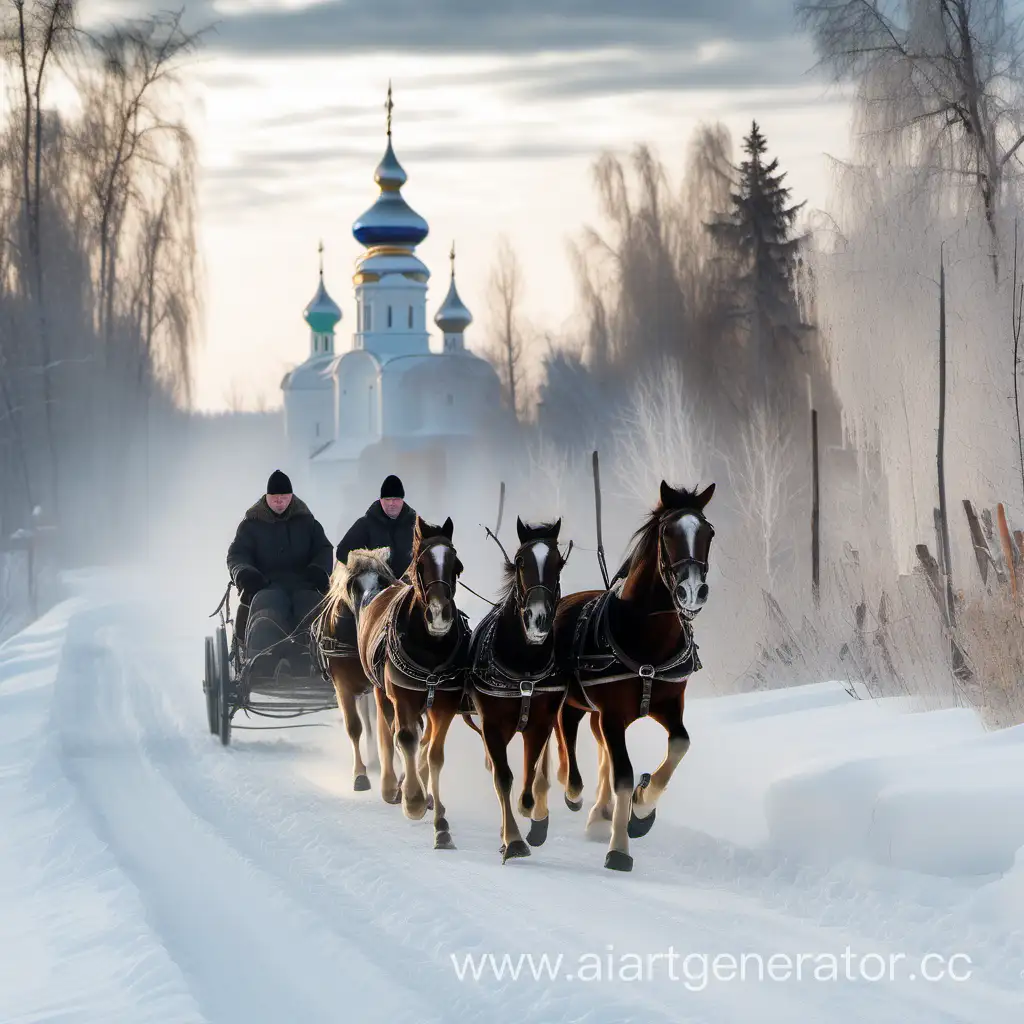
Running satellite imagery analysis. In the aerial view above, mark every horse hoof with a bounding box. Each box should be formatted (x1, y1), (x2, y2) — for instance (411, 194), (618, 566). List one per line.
(604, 850), (633, 872)
(426, 794), (434, 811)
(435, 816), (450, 832)
(526, 816), (549, 847)
(354, 774), (371, 792)
(434, 831), (456, 850)
(502, 840), (531, 863)
(627, 806), (656, 838)
(565, 794), (583, 812)
(384, 791), (402, 805)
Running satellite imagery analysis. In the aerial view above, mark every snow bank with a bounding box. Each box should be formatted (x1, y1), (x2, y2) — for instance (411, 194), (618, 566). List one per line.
(0, 592), (204, 1024)
(613, 680), (1024, 883)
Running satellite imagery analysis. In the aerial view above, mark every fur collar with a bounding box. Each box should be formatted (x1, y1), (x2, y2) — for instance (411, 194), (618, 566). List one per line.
(244, 495), (312, 523)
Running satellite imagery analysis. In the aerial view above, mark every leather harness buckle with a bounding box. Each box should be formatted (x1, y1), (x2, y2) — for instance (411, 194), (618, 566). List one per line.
(639, 664), (655, 679)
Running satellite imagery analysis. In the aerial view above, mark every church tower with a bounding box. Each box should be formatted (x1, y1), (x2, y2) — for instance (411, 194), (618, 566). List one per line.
(281, 243), (340, 458)
(434, 242), (473, 352)
(350, 84), (431, 359)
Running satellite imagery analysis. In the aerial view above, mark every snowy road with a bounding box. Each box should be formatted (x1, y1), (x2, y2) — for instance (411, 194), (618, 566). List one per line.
(2, 572), (1023, 1023)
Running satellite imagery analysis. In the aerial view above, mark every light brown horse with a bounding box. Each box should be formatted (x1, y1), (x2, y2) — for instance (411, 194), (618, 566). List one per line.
(465, 518), (570, 863)
(356, 516), (468, 850)
(550, 481), (715, 871)
(312, 546), (396, 792)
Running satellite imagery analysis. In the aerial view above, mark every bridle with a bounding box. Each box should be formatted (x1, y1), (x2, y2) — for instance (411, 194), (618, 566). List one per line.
(512, 538), (573, 611)
(413, 536), (462, 603)
(656, 510), (713, 618)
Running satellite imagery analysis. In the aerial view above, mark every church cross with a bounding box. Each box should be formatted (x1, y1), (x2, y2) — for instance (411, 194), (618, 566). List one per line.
(385, 81), (393, 136)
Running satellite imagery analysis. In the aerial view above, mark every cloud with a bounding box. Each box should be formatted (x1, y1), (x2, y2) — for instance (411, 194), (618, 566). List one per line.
(111, 0), (798, 60)
(84, 1), (822, 104)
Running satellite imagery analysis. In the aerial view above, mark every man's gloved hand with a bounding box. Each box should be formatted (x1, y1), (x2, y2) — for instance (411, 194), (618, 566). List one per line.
(235, 566), (267, 599)
(306, 565), (331, 593)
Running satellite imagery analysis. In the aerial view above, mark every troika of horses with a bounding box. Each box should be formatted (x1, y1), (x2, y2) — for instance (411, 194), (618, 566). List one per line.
(222, 467), (715, 872)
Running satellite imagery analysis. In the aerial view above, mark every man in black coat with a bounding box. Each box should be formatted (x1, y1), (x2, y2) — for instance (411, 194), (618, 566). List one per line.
(335, 474), (417, 581)
(227, 469), (333, 674)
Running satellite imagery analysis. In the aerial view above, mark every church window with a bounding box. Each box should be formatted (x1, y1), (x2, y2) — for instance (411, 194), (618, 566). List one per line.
(408, 306), (413, 328)
(365, 303), (372, 330)
(387, 305), (392, 328)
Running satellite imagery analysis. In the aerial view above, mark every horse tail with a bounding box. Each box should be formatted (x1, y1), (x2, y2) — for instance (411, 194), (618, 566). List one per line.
(462, 712), (483, 738)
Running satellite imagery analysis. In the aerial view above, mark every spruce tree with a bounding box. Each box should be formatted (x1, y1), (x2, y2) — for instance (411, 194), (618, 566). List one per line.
(707, 121), (808, 400)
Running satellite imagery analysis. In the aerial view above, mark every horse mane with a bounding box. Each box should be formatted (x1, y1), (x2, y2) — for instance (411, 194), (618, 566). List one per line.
(496, 521), (561, 606)
(324, 546), (394, 620)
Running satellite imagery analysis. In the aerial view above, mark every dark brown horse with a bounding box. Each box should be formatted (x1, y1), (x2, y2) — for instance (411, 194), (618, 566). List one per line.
(311, 546), (396, 792)
(356, 516), (468, 850)
(550, 481), (715, 871)
(464, 518), (570, 863)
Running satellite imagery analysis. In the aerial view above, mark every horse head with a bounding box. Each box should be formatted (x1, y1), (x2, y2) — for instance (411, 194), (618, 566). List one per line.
(341, 546), (395, 618)
(411, 516), (463, 637)
(655, 480), (716, 620)
(511, 516), (568, 644)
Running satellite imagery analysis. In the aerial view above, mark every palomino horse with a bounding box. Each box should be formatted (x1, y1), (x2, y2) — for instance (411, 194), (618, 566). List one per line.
(465, 518), (570, 863)
(312, 546), (396, 793)
(551, 481), (715, 871)
(357, 516), (469, 850)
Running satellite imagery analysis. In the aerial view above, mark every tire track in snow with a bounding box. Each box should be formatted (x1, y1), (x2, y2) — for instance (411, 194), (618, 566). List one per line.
(51, 594), (1024, 1024)
(52, 614), (443, 1024)
(117, 606), (1017, 1024)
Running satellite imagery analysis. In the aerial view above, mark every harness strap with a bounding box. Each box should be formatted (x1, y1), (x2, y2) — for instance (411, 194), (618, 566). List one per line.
(571, 591), (700, 717)
(466, 603), (563, 731)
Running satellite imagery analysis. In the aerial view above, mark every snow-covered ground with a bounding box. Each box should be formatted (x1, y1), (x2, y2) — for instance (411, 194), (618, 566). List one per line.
(2, 570), (1022, 1023)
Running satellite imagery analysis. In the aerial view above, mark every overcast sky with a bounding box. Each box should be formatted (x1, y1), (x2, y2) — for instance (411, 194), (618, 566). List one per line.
(80, 0), (851, 411)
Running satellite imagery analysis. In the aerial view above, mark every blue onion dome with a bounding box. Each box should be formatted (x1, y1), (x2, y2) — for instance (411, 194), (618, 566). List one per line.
(303, 272), (342, 333)
(352, 86), (428, 249)
(435, 244), (472, 332)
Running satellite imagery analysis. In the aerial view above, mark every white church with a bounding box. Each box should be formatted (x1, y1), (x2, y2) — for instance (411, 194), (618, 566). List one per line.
(280, 89), (508, 525)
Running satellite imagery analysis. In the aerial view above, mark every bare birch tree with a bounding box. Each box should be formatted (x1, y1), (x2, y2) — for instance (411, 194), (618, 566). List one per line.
(796, 0), (1024, 273)
(3, 0), (76, 509)
(487, 234), (527, 419)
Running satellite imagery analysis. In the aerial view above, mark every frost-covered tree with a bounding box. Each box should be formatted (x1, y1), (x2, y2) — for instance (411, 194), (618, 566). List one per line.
(796, 0), (1024, 275)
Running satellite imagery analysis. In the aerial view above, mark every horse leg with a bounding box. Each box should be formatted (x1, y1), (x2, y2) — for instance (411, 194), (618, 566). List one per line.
(523, 717), (554, 847)
(337, 682), (370, 791)
(628, 696), (690, 838)
(357, 692), (380, 771)
(426, 703), (457, 850)
(599, 711), (635, 872)
(557, 701), (586, 811)
(392, 688), (428, 820)
(585, 712), (614, 835)
(419, 714), (435, 811)
(375, 686), (401, 805)
(482, 716), (529, 862)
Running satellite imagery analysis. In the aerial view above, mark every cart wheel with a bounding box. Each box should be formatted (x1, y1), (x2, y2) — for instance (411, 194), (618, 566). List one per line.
(203, 636), (218, 734)
(216, 626), (232, 746)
